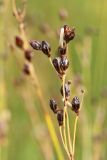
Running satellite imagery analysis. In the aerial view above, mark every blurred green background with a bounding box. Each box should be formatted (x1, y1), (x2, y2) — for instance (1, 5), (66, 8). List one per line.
(0, 0), (107, 160)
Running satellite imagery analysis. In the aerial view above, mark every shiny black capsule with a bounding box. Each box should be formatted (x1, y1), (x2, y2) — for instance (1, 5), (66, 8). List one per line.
(64, 25), (75, 43)
(60, 81), (71, 99)
(57, 109), (63, 126)
(58, 42), (67, 56)
(29, 40), (42, 50)
(52, 57), (61, 74)
(60, 56), (69, 71)
(71, 96), (80, 114)
(49, 99), (58, 114)
(41, 41), (51, 57)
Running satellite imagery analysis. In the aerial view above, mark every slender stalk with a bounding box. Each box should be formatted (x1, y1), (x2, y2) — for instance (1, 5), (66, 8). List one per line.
(45, 114), (64, 160)
(72, 91), (85, 158)
(66, 110), (73, 154)
(63, 107), (67, 148)
(62, 75), (68, 150)
(60, 25), (73, 158)
(59, 27), (64, 47)
(72, 116), (78, 157)
(62, 75), (72, 158)
(62, 75), (66, 101)
(59, 127), (70, 158)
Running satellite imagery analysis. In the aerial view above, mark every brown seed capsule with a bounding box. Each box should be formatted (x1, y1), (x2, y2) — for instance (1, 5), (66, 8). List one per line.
(58, 42), (67, 56)
(41, 41), (51, 57)
(53, 56), (69, 75)
(52, 57), (61, 74)
(24, 49), (32, 62)
(15, 36), (23, 49)
(63, 25), (75, 43)
(49, 99), (58, 114)
(60, 56), (69, 72)
(71, 96), (80, 114)
(57, 109), (63, 126)
(23, 64), (30, 75)
(60, 81), (71, 99)
(29, 40), (42, 50)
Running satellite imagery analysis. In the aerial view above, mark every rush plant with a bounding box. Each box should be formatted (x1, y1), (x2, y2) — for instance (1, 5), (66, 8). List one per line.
(30, 25), (85, 160)
(12, 0), (84, 159)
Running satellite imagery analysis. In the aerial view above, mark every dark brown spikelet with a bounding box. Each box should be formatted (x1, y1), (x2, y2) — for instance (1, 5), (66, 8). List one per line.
(24, 49), (32, 62)
(53, 56), (69, 75)
(60, 56), (69, 72)
(29, 40), (42, 50)
(41, 41), (51, 57)
(71, 96), (80, 114)
(49, 99), (58, 114)
(23, 64), (30, 75)
(15, 36), (23, 49)
(57, 109), (63, 126)
(58, 42), (67, 56)
(52, 57), (61, 74)
(60, 81), (71, 99)
(64, 25), (75, 43)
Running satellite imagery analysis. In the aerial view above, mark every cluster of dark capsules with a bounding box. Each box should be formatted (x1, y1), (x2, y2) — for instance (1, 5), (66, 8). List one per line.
(29, 25), (81, 126)
(15, 35), (33, 75)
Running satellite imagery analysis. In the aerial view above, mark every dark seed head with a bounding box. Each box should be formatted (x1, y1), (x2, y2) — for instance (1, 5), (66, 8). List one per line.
(23, 64), (30, 75)
(58, 42), (67, 56)
(53, 56), (69, 75)
(15, 36), (23, 49)
(41, 41), (51, 57)
(71, 96), (80, 114)
(63, 25), (75, 43)
(24, 49), (32, 62)
(60, 81), (71, 99)
(57, 109), (63, 126)
(29, 40), (42, 50)
(60, 56), (69, 72)
(49, 99), (58, 114)
(52, 57), (61, 74)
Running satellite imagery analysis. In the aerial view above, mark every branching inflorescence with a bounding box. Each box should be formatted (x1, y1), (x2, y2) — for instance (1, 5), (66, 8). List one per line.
(30, 25), (85, 160)
(12, 1), (84, 159)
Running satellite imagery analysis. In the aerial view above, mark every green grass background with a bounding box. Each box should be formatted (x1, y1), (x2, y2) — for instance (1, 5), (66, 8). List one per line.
(0, 0), (107, 160)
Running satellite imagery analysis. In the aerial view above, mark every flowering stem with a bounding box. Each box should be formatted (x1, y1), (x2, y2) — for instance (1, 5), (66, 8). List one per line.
(59, 127), (70, 159)
(72, 91), (85, 158)
(62, 75), (68, 149)
(72, 115), (78, 157)
(66, 110), (73, 154)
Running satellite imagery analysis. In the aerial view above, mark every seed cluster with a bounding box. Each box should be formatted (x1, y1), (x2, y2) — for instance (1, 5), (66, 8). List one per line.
(52, 56), (69, 76)
(64, 25), (75, 43)
(15, 35), (34, 74)
(12, 1), (83, 159)
(29, 40), (51, 57)
(14, 17), (84, 159)
(29, 25), (81, 127)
